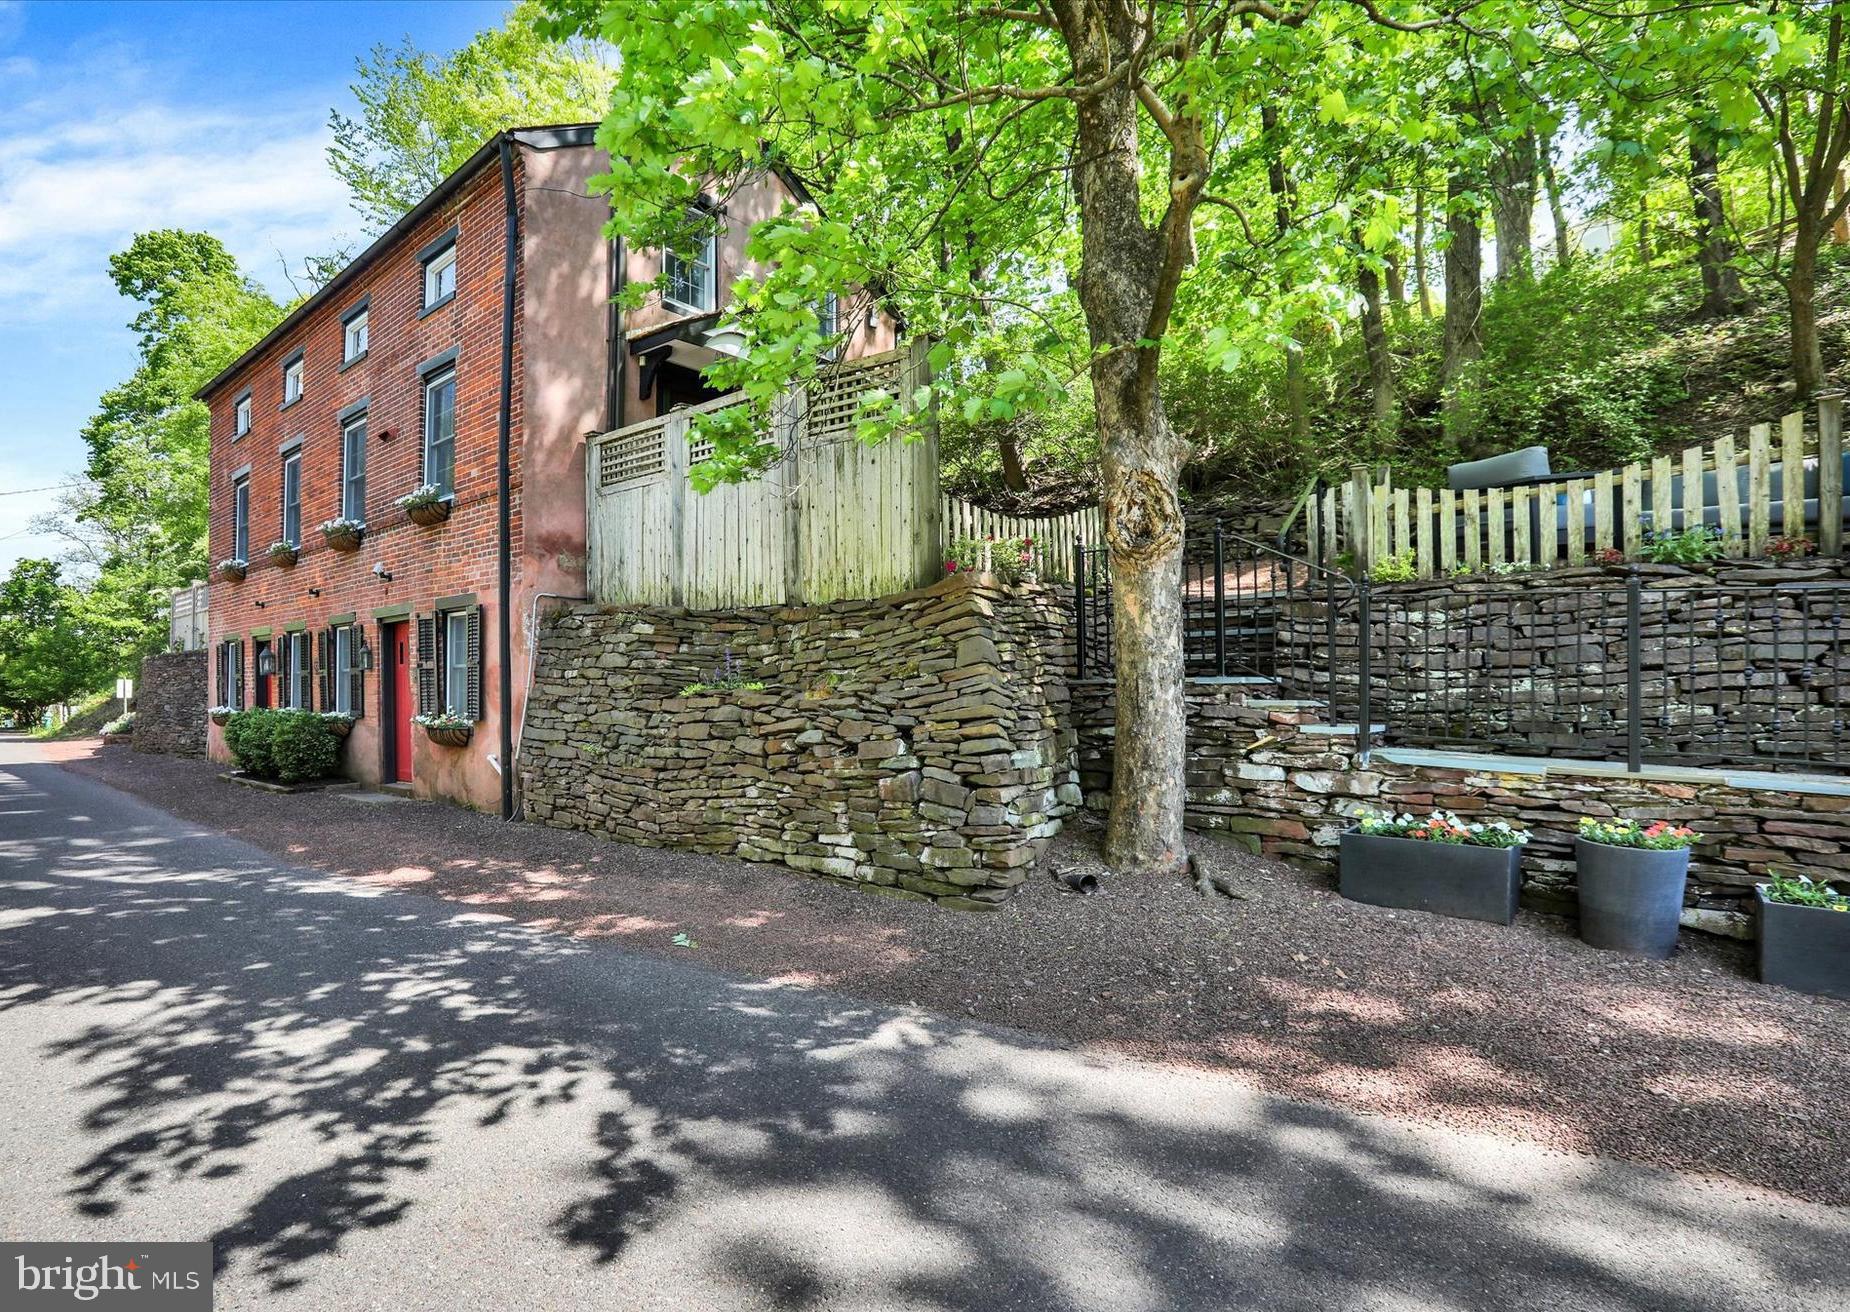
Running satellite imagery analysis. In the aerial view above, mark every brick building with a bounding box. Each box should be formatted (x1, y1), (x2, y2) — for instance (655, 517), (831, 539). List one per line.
(199, 123), (894, 813)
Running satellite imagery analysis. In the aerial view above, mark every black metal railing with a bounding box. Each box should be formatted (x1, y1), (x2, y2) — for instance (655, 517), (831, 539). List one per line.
(1075, 529), (1850, 773)
(1356, 575), (1850, 773)
(1073, 522), (1362, 725)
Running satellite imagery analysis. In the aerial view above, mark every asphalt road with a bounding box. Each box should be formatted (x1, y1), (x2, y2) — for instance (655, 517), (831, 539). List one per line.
(0, 735), (1842, 1311)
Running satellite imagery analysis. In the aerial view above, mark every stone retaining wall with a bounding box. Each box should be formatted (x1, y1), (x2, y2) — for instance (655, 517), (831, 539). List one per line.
(133, 650), (207, 757)
(519, 575), (1079, 908)
(1075, 677), (1845, 931)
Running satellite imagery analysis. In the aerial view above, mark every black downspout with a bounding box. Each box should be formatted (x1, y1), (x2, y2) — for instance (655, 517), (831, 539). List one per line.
(496, 136), (518, 821)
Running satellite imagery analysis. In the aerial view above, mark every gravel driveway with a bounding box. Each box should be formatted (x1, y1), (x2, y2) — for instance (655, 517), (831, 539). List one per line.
(58, 740), (1850, 1205)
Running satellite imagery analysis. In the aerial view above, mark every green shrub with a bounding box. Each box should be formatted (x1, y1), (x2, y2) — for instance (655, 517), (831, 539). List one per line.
(1639, 523), (1725, 564)
(1369, 549), (1417, 583)
(270, 711), (339, 783)
(224, 708), (338, 782)
(222, 708), (280, 778)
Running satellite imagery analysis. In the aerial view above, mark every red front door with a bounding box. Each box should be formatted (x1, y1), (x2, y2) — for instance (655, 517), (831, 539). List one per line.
(384, 620), (414, 783)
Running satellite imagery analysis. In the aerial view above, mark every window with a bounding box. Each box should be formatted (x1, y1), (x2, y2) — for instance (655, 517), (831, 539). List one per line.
(422, 369), (456, 497)
(282, 356), (304, 407)
(232, 477), (250, 561)
(443, 611), (471, 717)
(663, 222), (716, 312)
(281, 451), (302, 547)
(424, 241), (457, 309)
(416, 607), (478, 722)
(817, 290), (840, 361)
(331, 625), (355, 714)
(284, 631), (312, 709)
(217, 639), (243, 708)
(341, 416), (367, 522)
(343, 308), (369, 363)
(234, 393), (252, 438)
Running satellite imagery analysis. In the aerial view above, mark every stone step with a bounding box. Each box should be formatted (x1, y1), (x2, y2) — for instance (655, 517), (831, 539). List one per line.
(1245, 698), (1327, 711)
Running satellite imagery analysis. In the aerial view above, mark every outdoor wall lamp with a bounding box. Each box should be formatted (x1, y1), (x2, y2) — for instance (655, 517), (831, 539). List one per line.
(252, 600), (266, 609)
(256, 649), (276, 677)
(372, 561), (393, 583)
(307, 587), (321, 598)
(356, 641), (374, 672)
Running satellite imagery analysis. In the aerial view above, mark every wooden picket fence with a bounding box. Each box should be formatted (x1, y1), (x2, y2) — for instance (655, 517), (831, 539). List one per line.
(939, 497), (1105, 583)
(1309, 397), (1847, 578)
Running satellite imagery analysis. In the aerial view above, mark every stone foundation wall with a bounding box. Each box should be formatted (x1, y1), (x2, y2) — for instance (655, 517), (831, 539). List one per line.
(1276, 558), (1850, 767)
(519, 575), (1079, 908)
(1075, 677), (1848, 930)
(133, 650), (207, 757)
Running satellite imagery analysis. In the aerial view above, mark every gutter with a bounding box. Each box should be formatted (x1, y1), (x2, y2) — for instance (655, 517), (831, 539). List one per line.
(496, 136), (518, 821)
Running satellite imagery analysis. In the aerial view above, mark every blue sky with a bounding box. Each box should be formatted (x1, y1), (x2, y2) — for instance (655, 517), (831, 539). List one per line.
(0, 0), (509, 572)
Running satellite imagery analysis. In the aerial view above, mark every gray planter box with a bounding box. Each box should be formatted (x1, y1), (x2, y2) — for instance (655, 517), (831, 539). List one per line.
(1575, 838), (1689, 959)
(1338, 831), (1522, 925)
(1757, 885), (1850, 1000)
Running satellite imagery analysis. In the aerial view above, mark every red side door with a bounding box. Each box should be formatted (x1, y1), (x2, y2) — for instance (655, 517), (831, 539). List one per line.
(384, 620), (414, 783)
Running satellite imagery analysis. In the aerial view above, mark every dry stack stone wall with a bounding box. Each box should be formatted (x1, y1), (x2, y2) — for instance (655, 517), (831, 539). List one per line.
(1075, 677), (1846, 930)
(520, 575), (1080, 908)
(133, 650), (207, 757)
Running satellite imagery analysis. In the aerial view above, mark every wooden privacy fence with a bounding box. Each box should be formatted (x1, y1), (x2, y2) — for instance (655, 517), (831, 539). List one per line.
(587, 344), (941, 608)
(939, 498), (1105, 583)
(1310, 397), (1847, 578)
(167, 581), (208, 651)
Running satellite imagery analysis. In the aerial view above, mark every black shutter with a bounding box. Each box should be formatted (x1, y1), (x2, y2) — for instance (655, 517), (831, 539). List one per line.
(277, 637), (291, 707)
(300, 633), (313, 711)
(350, 632), (366, 719)
(465, 605), (483, 722)
(215, 643), (226, 707)
(233, 641), (246, 709)
(318, 629), (331, 711)
(415, 614), (438, 716)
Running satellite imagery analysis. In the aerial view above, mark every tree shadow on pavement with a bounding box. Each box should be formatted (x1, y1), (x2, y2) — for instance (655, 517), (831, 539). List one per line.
(1, 758), (1843, 1311)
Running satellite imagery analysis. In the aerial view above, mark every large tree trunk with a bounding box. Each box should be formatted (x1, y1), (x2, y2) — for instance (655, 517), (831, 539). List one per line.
(1490, 129), (1536, 282)
(996, 427), (1029, 490)
(1788, 223), (1826, 397)
(1441, 169), (1483, 446)
(1413, 179), (1434, 318)
(1356, 234), (1397, 445)
(1689, 129), (1746, 318)
(1540, 127), (1572, 269)
(1060, 0), (1189, 878)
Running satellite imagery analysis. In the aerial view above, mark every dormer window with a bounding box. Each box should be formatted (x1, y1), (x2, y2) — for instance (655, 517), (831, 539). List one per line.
(281, 353), (304, 408)
(663, 220), (716, 313)
(233, 391), (252, 438)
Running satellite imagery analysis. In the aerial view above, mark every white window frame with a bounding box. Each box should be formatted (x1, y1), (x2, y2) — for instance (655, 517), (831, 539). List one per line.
(283, 358), (304, 406)
(286, 631), (311, 709)
(424, 242), (457, 309)
(818, 290), (840, 361)
(442, 610), (470, 716)
(341, 416), (367, 523)
(343, 309), (369, 363)
(281, 450), (302, 547)
(422, 369), (457, 498)
(332, 625), (354, 714)
(662, 227), (716, 313)
(221, 640), (240, 707)
(234, 394), (252, 437)
(232, 477), (250, 561)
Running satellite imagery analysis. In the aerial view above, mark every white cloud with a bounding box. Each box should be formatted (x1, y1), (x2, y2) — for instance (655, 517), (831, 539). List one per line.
(0, 101), (355, 320)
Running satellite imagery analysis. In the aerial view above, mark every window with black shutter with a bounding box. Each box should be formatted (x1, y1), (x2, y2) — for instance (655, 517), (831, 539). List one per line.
(318, 629), (332, 710)
(232, 641), (246, 709)
(215, 643), (226, 706)
(347, 629), (366, 718)
(464, 605), (482, 722)
(415, 614), (438, 716)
